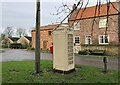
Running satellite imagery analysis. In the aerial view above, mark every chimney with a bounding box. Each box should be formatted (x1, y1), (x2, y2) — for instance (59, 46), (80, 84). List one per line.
(73, 4), (76, 10)
(68, 4), (76, 22)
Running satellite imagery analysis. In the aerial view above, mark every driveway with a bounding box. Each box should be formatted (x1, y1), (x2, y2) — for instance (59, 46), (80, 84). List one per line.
(0, 49), (119, 70)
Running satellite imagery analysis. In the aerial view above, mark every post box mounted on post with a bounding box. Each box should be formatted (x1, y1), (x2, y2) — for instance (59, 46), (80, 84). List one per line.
(53, 25), (75, 74)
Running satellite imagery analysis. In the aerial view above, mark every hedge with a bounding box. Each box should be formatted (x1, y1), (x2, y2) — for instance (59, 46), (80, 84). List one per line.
(10, 43), (22, 49)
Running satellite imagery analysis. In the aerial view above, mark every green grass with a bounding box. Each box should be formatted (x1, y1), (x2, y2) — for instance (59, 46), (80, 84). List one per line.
(40, 50), (50, 53)
(2, 60), (119, 83)
(75, 54), (119, 58)
(27, 49), (50, 53)
(27, 49), (119, 58)
(0, 50), (4, 53)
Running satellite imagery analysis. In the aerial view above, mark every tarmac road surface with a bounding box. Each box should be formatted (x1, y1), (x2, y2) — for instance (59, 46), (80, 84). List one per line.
(1, 49), (119, 70)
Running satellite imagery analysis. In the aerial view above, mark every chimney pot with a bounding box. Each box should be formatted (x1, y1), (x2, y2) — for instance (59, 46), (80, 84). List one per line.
(73, 4), (76, 10)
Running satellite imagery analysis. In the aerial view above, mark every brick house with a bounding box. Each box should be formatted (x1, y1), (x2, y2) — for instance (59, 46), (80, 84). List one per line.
(17, 36), (32, 45)
(32, 2), (119, 56)
(69, 2), (120, 55)
(32, 23), (68, 50)
(1, 37), (19, 44)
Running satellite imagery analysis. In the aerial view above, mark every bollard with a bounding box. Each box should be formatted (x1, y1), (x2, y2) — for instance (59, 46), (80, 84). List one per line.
(103, 57), (108, 72)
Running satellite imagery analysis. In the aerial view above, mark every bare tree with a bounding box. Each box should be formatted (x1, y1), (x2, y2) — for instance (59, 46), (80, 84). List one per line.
(0, 33), (5, 43)
(4, 27), (14, 37)
(17, 28), (27, 37)
(50, 1), (76, 24)
(22, 29), (28, 36)
(0, 33), (5, 40)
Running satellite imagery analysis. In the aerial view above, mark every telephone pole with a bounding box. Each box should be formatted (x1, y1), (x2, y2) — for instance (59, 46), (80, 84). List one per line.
(35, 0), (40, 73)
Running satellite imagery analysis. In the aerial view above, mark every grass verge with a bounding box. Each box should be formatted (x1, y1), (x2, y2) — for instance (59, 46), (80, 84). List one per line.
(75, 54), (119, 58)
(0, 50), (4, 53)
(27, 49), (50, 53)
(2, 60), (118, 83)
(27, 49), (119, 58)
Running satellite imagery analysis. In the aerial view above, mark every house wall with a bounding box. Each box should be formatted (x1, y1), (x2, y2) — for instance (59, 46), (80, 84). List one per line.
(32, 31), (36, 48)
(69, 15), (119, 45)
(1, 38), (14, 44)
(32, 29), (53, 50)
(69, 15), (119, 55)
(17, 37), (30, 45)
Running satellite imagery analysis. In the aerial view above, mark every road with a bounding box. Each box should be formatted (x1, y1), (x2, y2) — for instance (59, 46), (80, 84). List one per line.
(0, 49), (119, 70)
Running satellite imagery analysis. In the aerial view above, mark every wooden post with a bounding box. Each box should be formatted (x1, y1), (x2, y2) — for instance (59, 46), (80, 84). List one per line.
(103, 57), (107, 72)
(35, 0), (40, 73)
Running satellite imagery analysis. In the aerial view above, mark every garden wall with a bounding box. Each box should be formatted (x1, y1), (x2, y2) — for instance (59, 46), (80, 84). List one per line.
(81, 45), (120, 56)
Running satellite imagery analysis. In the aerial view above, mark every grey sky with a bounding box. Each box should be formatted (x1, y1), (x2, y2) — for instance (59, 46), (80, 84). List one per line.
(1, 0), (116, 36)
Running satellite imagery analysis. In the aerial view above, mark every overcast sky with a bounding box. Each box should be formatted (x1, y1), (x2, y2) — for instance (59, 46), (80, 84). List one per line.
(0, 0), (116, 36)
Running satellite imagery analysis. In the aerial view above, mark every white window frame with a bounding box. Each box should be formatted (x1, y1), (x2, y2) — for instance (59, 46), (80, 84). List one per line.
(74, 36), (80, 45)
(99, 35), (109, 44)
(99, 19), (108, 28)
(85, 36), (92, 44)
(74, 22), (80, 30)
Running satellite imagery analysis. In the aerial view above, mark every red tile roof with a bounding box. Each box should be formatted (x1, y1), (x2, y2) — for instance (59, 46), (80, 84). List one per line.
(70, 2), (118, 21)
(32, 23), (68, 32)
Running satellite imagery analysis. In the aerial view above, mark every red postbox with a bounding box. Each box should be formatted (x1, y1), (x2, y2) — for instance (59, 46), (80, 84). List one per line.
(50, 45), (53, 53)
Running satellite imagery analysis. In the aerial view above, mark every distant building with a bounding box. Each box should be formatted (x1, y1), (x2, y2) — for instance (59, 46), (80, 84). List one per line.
(17, 36), (32, 45)
(1, 36), (32, 46)
(31, 23), (68, 50)
(1, 37), (19, 44)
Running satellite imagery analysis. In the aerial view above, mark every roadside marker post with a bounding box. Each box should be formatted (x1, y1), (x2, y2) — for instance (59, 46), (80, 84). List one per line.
(103, 57), (108, 72)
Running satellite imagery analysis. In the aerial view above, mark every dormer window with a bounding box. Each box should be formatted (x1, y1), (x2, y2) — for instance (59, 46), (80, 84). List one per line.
(74, 22), (79, 30)
(99, 19), (108, 28)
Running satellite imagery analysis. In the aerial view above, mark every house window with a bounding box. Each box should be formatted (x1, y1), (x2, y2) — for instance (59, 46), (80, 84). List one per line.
(48, 31), (51, 36)
(99, 19), (108, 28)
(74, 22), (79, 30)
(99, 35), (109, 44)
(85, 36), (92, 44)
(74, 36), (80, 45)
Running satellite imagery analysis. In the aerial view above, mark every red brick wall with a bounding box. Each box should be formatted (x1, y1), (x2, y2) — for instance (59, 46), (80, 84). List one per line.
(31, 24), (68, 50)
(32, 31), (35, 48)
(32, 30), (53, 50)
(40, 30), (53, 50)
(69, 15), (119, 45)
